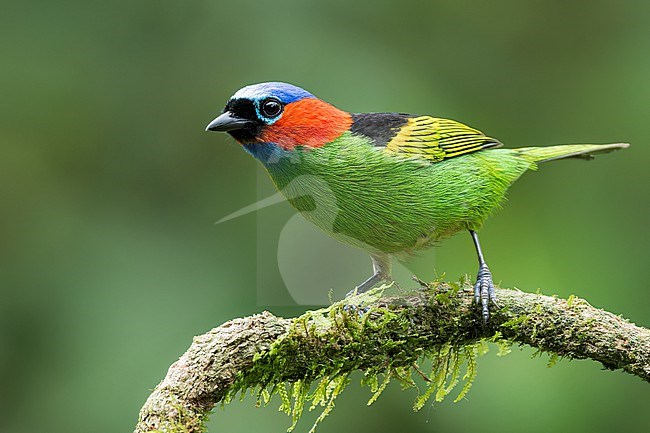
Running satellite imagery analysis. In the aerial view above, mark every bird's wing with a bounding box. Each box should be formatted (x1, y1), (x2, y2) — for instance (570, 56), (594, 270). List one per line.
(350, 113), (502, 163)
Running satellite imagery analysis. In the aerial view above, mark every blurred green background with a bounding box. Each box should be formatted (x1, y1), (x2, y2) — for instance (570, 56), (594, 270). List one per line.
(1, 1), (649, 432)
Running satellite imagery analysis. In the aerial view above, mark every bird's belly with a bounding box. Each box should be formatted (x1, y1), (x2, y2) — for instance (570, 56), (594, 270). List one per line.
(276, 173), (483, 255)
(266, 145), (527, 256)
(286, 185), (468, 256)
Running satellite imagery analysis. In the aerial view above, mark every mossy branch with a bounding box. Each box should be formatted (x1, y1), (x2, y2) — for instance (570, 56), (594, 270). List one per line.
(134, 282), (650, 433)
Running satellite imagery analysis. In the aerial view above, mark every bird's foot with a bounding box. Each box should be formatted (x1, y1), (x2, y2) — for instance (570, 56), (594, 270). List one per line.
(343, 273), (389, 315)
(474, 264), (498, 322)
(342, 303), (369, 317)
(343, 287), (370, 316)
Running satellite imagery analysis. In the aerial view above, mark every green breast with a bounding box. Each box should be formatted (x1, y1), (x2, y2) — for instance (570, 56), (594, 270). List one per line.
(261, 132), (533, 255)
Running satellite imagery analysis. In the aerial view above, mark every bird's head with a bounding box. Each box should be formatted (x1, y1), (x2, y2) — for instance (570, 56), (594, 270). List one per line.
(205, 82), (352, 158)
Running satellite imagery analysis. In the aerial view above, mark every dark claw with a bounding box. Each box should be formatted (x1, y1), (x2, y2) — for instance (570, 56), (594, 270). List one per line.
(343, 288), (368, 316)
(474, 264), (497, 322)
(343, 303), (369, 317)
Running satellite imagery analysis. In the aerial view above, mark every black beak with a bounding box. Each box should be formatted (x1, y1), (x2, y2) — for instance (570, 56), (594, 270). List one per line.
(205, 112), (252, 132)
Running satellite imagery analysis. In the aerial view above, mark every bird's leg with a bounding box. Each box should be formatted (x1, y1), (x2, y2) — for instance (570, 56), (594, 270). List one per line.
(470, 230), (497, 322)
(346, 254), (391, 297)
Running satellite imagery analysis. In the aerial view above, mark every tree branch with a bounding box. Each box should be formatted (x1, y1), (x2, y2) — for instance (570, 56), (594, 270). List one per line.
(134, 283), (649, 433)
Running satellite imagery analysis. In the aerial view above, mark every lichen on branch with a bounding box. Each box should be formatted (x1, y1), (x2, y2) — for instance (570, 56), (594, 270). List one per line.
(134, 281), (650, 433)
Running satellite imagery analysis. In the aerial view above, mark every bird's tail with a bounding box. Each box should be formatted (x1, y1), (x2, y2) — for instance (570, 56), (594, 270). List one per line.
(515, 143), (630, 163)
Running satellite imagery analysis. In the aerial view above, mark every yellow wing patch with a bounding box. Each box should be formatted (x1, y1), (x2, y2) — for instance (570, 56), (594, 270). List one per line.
(385, 116), (502, 163)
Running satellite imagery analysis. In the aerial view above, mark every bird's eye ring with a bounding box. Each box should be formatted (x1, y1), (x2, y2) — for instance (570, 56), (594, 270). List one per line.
(260, 98), (283, 118)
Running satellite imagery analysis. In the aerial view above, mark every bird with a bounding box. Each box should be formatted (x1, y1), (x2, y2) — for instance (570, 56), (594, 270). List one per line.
(205, 82), (629, 321)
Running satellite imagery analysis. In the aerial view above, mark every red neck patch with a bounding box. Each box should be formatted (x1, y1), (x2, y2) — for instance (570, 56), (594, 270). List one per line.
(259, 98), (352, 150)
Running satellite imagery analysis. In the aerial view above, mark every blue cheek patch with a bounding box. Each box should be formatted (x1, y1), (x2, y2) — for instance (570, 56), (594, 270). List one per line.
(243, 142), (292, 164)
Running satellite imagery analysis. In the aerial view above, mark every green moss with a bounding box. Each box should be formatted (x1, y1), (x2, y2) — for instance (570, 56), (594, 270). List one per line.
(223, 284), (509, 432)
(547, 353), (559, 368)
(143, 398), (208, 433)
(566, 294), (576, 308)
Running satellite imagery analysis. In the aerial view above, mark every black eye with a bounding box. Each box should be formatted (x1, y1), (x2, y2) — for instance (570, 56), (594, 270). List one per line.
(260, 98), (283, 118)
